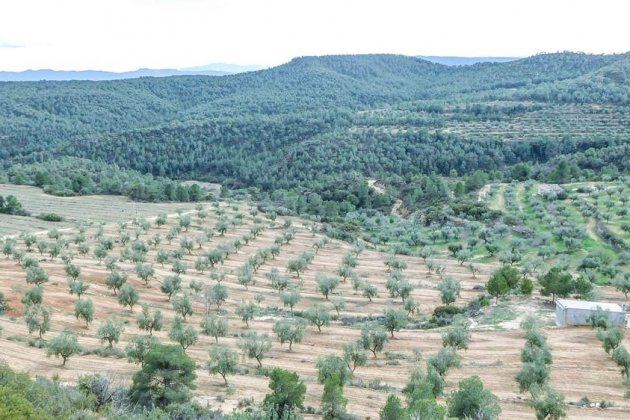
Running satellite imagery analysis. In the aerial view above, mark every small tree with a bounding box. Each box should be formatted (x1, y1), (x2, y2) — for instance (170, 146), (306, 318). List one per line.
(180, 238), (194, 255)
(287, 258), (307, 278)
(263, 368), (306, 419)
(94, 246), (108, 263)
(380, 394), (406, 420)
(528, 385), (567, 420)
(447, 376), (501, 420)
(331, 296), (346, 317)
(68, 279), (90, 299)
(238, 331), (272, 367)
(428, 347), (461, 377)
(25, 304), (51, 338)
(160, 275), (182, 301)
(189, 279), (203, 295)
(272, 319), (305, 351)
(383, 307), (407, 338)
(612, 346), (630, 377)
(171, 293), (193, 321)
(539, 268), (574, 302)
(22, 285), (44, 306)
(207, 345), (239, 385)
(316, 273), (340, 301)
(266, 267), (290, 292)
(168, 315), (198, 351)
(438, 276), (461, 305)
(304, 304), (331, 333)
(320, 373), (347, 420)
(179, 215), (192, 231)
(362, 282), (378, 302)
(135, 263), (155, 286)
(156, 213), (168, 227)
(194, 256), (209, 273)
(404, 296), (419, 316)
(200, 314), (228, 343)
(442, 315), (471, 350)
(26, 266), (49, 286)
(343, 341), (368, 375)
(237, 264), (255, 289)
(130, 343), (197, 408)
(105, 271), (127, 295)
(65, 263), (81, 280)
(171, 259), (187, 275)
(97, 317), (124, 348)
(515, 360), (550, 392)
(316, 354), (351, 385)
(280, 289), (301, 313)
(118, 284), (140, 311)
(360, 323), (389, 357)
(74, 298), (94, 327)
(156, 249), (170, 267)
(47, 328), (81, 366)
(36, 240), (48, 256)
(612, 274), (630, 298)
(487, 273), (509, 304)
(337, 265), (353, 282)
(125, 335), (158, 367)
(136, 304), (163, 336)
(597, 326), (624, 354)
(236, 301), (259, 327)
(206, 283), (228, 311)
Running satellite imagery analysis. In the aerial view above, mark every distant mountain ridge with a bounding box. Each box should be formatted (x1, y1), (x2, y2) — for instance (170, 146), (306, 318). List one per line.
(418, 56), (521, 66)
(0, 64), (264, 81)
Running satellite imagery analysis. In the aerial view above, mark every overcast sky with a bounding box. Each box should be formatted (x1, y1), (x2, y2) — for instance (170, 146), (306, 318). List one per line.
(0, 0), (628, 72)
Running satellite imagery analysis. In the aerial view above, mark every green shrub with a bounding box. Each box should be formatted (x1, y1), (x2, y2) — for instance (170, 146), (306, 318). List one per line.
(36, 213), (65, 222)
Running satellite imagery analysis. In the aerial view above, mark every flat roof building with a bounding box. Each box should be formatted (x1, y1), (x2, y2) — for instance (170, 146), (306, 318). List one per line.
(555, 299), (626, 327)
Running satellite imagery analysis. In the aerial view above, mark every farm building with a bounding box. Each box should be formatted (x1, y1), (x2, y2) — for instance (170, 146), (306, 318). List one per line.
(555, 299), (627, 327)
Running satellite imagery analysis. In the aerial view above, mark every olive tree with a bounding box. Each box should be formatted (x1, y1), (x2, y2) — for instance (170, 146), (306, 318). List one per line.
(304, 304), (331, 333)
(74, 298), (95, 327)
(200, 314), (228, 343)
(25, 304), (51, 338)
(97, 317), (125, 348)
(272, 319), (305, 350)
(316, 273), (339, 300)
(207, 345), (239, 385)
(136, 304), (163, 336)
(168, 315), (198, 352)
(382, 307), (407, 338)
(118, 284), (140, 311)
(238, 331), (272, 367)
(47, 328), (81, 366)
(360, 323), (389, 357)
(438, 276), (461, 305)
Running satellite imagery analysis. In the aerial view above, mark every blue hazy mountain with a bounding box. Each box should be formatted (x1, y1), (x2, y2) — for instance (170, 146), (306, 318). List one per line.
(418, 56), (520, 66)
(0, 64), (263, 81)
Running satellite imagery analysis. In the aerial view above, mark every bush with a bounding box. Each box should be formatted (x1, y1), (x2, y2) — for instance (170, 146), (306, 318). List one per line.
(36, 213), (65, 222)
(431, 305), (464, 326)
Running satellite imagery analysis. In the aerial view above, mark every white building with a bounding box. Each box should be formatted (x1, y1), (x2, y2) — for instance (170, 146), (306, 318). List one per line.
(555, 299), (626, 327)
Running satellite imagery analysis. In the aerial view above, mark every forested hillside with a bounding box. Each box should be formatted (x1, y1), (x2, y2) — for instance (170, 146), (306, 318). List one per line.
(1, 52), (629, 212)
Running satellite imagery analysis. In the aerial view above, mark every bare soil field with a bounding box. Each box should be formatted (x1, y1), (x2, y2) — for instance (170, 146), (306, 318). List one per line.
(0, 184), (193, 237)
(1, 199), (629, 418)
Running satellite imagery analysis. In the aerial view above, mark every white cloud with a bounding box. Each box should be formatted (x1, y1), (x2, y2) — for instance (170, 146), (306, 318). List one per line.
(0, 0), (628, 71)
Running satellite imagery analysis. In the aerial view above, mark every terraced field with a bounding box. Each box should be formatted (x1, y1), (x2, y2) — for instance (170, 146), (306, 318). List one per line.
(1, 195), (630, 418)
(0, 184), (190, 237)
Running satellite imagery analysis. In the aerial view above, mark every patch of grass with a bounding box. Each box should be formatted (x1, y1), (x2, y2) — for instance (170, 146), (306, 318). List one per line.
(479, 306), (517, 325)
(384, 351), (409, 361)
(349, 378), (397, 392)
(81, 347), (126, 358)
